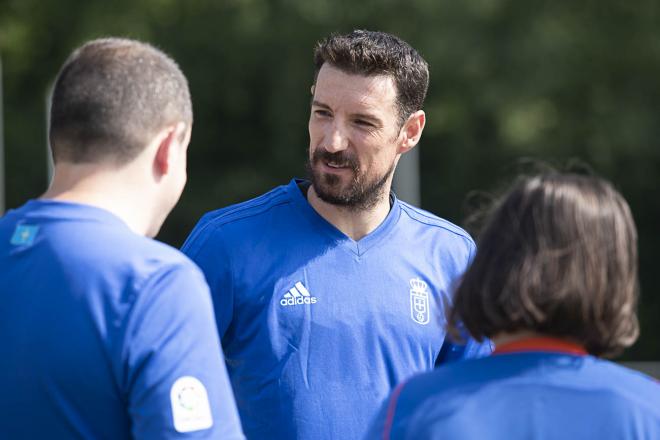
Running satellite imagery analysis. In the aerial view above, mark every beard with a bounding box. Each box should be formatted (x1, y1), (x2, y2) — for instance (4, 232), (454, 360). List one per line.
(306, 148), (395, 211)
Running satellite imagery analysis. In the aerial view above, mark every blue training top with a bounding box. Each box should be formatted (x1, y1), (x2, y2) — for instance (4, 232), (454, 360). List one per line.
(0, 200), (245, 439)
(182, 178), (491, 440)
(367, 337), (660, 440)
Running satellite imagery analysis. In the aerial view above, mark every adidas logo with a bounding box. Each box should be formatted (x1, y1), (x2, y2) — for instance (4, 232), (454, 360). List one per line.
(280, 281), (318, 306)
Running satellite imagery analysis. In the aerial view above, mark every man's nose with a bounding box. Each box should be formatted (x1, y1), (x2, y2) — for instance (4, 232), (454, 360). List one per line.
(324, 123), (349, 153)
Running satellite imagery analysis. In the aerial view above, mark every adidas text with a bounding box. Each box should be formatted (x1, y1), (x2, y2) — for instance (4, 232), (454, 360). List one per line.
(280, 296), (318, 306)
(280, 281), (318, 306)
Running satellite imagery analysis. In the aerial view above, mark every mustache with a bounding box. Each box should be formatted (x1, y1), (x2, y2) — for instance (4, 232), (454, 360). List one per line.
(312, 149), (359, 171)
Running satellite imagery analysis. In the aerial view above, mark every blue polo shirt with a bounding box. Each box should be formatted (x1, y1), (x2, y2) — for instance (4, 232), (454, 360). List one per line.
(183, 179), (491, 440)
(367, 337), (660, 439)
(0, 200), (245, 439)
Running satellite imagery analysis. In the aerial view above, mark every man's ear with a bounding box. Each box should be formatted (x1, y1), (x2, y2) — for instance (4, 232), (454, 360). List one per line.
(397, 110), (426, 154)
(154, 122), (187, 177)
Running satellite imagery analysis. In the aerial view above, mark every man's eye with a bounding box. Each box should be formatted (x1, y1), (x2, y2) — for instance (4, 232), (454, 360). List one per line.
(314, 109), (331, 117)
(355, 119), (375, 128)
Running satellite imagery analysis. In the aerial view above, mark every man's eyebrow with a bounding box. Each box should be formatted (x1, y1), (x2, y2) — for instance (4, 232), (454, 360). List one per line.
(311, 100), (383, 126)
(350, 112), (382, 125)
(311, 100), (331, 109)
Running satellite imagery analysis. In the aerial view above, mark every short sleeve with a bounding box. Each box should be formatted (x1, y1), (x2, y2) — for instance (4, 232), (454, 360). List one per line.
(124, 263), (244, 439)
(181, 221), (234, 339)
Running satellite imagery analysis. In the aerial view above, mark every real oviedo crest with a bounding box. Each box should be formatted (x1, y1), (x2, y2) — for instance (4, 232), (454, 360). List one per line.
(409, 278), (430, 325)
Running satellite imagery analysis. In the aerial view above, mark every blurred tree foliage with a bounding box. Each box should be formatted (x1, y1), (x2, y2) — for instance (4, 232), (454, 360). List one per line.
(1, 0), (658, 359)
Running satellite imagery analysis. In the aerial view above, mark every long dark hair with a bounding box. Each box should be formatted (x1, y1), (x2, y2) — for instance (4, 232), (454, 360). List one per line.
(450, 172), (639, 357)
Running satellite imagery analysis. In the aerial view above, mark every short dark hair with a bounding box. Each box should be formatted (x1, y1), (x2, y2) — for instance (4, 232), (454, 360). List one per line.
(450, 172), (639, 357)
(49, 37), (192, 164)
(313, 30), (429, 125)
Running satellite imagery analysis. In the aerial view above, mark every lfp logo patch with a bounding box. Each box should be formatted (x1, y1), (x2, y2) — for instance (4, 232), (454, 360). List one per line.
(170, 376), (213, 433)
(10, 225), (39, 246)
(409, 278), (430, 325)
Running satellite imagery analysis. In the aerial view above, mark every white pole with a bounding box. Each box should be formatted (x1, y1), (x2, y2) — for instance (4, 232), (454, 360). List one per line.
(45, 84), (54, 184)
(0, 55), (5, 215)
(393, 144), (421, 207)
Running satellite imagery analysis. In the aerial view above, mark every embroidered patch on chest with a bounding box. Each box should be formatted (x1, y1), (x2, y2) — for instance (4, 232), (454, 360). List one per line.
(409, 278), (430, 325)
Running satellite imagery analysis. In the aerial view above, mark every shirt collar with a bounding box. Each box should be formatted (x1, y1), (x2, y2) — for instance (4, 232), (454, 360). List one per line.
(493, 336), (588, 356)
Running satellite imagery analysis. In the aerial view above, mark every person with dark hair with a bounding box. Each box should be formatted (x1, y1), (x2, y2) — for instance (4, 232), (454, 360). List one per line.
(182, 29), (490, 440)
(0, 38), (244, 439)
(366, 172), (660, 440)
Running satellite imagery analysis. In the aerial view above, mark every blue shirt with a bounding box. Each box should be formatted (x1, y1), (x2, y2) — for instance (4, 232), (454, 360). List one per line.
(367, 338), (660, 440)
(182, 179), (491, 440)
(0, 200), (245, 439)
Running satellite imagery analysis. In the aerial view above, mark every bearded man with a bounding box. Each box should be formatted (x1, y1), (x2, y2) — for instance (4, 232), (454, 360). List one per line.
(182, 30), (490, 440)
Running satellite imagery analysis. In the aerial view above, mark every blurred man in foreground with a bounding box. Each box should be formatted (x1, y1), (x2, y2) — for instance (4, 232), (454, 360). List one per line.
(183, 30), (490, 440)
(0, 38), (244, 439)
(367, 171), (660, 439)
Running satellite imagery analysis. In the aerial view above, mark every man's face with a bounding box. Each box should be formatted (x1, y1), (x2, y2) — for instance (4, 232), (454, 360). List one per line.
(308, 64), (404, 210)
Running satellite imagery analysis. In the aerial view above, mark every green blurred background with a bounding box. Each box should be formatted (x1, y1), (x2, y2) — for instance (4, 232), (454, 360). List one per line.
(1, 0), (658, 360)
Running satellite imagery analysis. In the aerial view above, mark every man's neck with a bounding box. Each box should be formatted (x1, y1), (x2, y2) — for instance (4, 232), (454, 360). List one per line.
(492, 330), (583, 348)
(492, 330), (548, 347)
(306, 185), (392, 241)
(42, 163), (157, 237)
